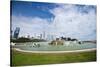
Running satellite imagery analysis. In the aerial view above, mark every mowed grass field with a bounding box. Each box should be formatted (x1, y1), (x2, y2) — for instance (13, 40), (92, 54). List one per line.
(11, 49), (96, 66)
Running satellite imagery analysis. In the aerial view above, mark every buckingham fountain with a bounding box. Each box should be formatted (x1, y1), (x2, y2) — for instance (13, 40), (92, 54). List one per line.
(11, 36), (96, 53)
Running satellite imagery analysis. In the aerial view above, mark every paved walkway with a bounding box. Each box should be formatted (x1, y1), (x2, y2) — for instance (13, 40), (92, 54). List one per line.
(13, 48), (96, 53)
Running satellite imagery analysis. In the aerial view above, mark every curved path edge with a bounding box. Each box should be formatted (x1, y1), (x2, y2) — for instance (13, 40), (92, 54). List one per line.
(13, 48), (96, 53)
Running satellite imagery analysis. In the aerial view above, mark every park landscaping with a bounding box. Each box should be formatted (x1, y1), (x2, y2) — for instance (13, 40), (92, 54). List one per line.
(11, 49), (96, 66)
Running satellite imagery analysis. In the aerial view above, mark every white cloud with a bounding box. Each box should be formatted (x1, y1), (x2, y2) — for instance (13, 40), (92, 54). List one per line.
(49, 4), (96, 40)
(11, 4), (96, 40)
(12, 15), (50, 37)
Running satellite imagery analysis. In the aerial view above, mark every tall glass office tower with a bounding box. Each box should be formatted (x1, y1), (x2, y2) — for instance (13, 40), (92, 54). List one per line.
(14, 27), (20, 39)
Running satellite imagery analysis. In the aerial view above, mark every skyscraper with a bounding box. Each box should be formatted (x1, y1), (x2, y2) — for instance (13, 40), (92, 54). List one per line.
(14, 27), (20, 39)
(43, 31), (45, 39)
(10, 30), (13, 38)
(40, 34), (42, 39)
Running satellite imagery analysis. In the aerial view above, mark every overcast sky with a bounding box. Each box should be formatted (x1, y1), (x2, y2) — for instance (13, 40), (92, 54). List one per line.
(11, 1), (96, 40)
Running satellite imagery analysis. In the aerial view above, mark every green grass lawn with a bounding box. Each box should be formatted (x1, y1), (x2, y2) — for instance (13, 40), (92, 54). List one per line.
(11, 49), (96, 66)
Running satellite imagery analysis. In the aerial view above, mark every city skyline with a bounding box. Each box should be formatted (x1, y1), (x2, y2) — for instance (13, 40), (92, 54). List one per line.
(11, 1), (96, 41)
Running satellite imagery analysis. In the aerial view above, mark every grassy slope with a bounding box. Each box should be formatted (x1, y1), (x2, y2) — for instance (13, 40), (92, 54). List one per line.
(11, 50), (96, 66)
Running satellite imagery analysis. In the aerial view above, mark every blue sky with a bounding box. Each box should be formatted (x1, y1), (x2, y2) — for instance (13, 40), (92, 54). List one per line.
(11, 1), (96, 40)
(11, 1), (57, 20)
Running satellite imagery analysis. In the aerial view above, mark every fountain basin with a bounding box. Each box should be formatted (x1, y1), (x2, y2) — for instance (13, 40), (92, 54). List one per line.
(12, 41), (96, 53)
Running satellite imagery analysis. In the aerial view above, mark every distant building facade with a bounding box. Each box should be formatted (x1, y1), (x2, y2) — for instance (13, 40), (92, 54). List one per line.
(10, 30), (13, 38)
(14, 27), (20, 39)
